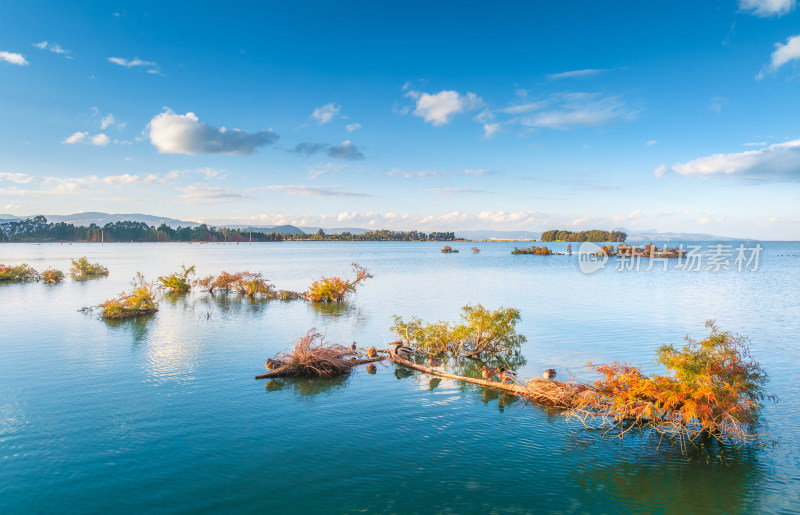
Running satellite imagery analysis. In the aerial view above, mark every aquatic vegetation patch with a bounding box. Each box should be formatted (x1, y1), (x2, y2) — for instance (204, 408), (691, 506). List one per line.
(566, 321), (772, 448)
(101, 273), (159, 320)
(511, 245), (553, 255)
(392, 304), (526, 357)
(305, 263), (372, 303)
(158, 265), (195, 292)
(0, 263), (40, 282)
(70, 257), (109, 281)
(441, 245), (459, 253)
(41, 269), (65, 284)
(273, 329), (353, 377)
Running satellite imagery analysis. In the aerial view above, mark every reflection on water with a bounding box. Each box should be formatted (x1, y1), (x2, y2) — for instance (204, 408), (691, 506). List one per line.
(103, 314), (154, 345)
(264, 375), (351, 398)
(0, 241), (798, 512)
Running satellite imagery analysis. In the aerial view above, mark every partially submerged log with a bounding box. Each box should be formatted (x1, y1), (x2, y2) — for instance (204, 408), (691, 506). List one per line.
(255, 356), (385, 379)
(388, 355), (584, 408)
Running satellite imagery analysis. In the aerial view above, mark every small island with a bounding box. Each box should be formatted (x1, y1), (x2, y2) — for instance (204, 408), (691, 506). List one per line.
(511, 245), (554, 255)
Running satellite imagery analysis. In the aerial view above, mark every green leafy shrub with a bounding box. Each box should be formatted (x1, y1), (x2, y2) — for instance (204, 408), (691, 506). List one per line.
(392, 304), (526, 357)
(70, 257), (109, 280)
(101, 273), (159, 320)
(0, 263), (40, 282)
(158, 265), (196, 292)
(305, 263), (373, 303)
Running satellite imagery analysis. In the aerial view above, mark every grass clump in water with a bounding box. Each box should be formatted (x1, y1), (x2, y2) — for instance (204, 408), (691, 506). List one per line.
(0, 264), (40, 282)
(101, 273), (159, 320)
(305, 263), (372, 303)
(70, 257), (109, 281)
(158, 265), (195, 293)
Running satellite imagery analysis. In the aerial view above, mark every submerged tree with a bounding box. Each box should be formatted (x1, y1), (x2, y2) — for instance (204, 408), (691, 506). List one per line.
(305, 263), (373, 303)
(0, 263), (40, 282)
(41, 269), (64, 284)
(158, 265), (196, 293)
(568, 321), (772, 447)
(392, 304), (526, 357)
(70, 257), (109, 281)
(101, 273), (159, 320)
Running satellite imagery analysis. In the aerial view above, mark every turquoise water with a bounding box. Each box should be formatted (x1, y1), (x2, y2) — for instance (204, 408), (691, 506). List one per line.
(1, 241), (798, 513)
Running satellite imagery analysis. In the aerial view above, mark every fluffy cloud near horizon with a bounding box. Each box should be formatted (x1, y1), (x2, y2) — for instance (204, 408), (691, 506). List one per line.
(655, 139), (800, 182)
(148, 109), (279, 155)
(739, 0), (795, 17)
(0, 51), (29, 66)
(405, 88), (483, 126)
(758, 34), (800, 79)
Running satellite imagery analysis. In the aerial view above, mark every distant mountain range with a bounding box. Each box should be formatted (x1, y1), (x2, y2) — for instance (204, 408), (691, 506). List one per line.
(0, 213), (744, 241)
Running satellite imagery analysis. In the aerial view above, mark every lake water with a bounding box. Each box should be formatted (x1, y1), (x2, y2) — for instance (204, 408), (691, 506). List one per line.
(1, 241), (798, 513)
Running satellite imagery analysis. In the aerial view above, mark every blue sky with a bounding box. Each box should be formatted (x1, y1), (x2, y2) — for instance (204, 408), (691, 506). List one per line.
(1, 0), (799, 238)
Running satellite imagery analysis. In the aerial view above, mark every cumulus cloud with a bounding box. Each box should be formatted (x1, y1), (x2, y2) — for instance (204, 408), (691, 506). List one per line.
(32, 41), (71, 57)
(345, 123), (361, 132)
(328, 140), (364, 160)
(5, 203), (22, 211)
(148, 109), (279, 155)
(739, 0), (795, 17)
(405, 89), (483, 126)
(311, 103), (340, 125)
(62, 132), (110, 146)
(292, 142), (327, 156)
(758, 34), (800, 79)
(0, 172), (37, 184)
(261, 185), (371, 198)
(546, 68), (615, 80)
(0, 51), (28, 66)
(654, 139), (800, 182)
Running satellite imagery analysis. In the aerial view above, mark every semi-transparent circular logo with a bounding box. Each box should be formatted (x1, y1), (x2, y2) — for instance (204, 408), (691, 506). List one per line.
(577, 242), (608, 274)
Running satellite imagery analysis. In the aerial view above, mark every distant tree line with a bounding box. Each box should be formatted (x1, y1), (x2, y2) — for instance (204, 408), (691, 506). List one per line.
(0, 217), (461, 243)
(539, 229), (627, 242)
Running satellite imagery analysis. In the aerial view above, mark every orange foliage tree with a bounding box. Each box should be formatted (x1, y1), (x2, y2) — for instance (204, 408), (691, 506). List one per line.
(568, 321), (772, 448)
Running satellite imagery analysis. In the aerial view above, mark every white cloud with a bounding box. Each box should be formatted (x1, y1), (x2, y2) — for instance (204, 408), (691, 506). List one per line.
(759, 34), (800, 78)
(709, 96), (729, 113)
(739, 0), (795, 17)
(546, 68), (615, 80)
(311, 103), (340, 125)
(612, 209), (644, 224)
(464, 168), (500, 177)
(62, 132), (109, 146)
(328, 140), (364, 160)
(107, 57), (160, 74)
(32, 41), (71, 56)
(345, 123), (361, 132)
(519, 93), (637, 129)
(148, 109), (279, 155)
(0, 51), (28, 66)
(261, 185), (371, 198)
(101, 114), (116, 129)
(0, 172), (37, 184)
(571, 215), (591, 226)
(743, 141), (767, 147)
(426, 187), (486, 195)
(91, 134), (110, 146)
(406, 89), (483, 126)
(646, 140), (658, 146)
(483, 123), (501, 139)
(655, 139), (800, 182)
(385, 169), (445, 179)
(177, 184), (246, 205)
(5, 203), (22, 210)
